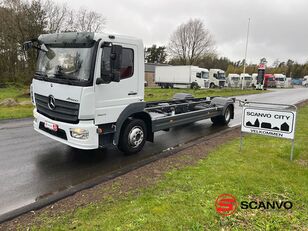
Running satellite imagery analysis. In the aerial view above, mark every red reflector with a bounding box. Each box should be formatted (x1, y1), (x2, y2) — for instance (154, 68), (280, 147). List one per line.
(52, 124), (58, 132)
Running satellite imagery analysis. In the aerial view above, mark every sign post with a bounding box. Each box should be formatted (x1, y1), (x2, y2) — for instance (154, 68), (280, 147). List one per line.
(240, 101), (297, 160)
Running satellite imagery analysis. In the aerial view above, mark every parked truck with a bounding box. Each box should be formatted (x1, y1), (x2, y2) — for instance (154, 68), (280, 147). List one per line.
(274, 74), (286, 88)
(264, 74), (276, 88)
(155, 65), (209, 89)
(24, 32), (235, 155)
(240, 73), (252, 88)
(209, 69), (226, 88)
(226, 74), (240, 88)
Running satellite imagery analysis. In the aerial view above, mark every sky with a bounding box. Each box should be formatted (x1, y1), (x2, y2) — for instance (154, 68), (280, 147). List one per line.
(60, 0), (308, 65)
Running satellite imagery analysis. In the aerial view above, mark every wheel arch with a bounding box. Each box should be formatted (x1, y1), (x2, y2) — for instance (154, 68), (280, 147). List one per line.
(114, 102), (153, 145)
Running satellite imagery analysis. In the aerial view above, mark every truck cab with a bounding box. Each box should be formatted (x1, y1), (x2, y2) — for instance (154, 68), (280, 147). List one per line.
(264, 74), (276, 88)
(240, 73), (252, 88)
(226, 74), (240, 88)
(30, 32), (144, 151)
(274, 74), (286, 88)
(27, 32), (234, 154)
(209, 69), (226, 88)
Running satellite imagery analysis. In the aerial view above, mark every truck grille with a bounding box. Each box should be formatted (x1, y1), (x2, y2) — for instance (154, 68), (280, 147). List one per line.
(35, 94), (80, 124)
(219, 81), (225, 87)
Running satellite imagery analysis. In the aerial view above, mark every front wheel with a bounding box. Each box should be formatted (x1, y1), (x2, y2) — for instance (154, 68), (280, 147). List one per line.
(210, 83), (215, 88)
(118, 119), (147, 155)
(211, 105), (232, 126)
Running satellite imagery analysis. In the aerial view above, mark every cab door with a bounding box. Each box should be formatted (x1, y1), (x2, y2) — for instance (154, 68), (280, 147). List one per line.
(94, 43), (139, 125)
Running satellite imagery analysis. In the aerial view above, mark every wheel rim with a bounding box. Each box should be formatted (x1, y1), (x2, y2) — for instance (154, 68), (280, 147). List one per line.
(225, 108), (231, 121)
(128, 126), (144, 148)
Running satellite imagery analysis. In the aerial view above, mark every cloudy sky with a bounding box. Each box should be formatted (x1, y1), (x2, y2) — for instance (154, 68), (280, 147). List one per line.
(62, 0), (307, 65)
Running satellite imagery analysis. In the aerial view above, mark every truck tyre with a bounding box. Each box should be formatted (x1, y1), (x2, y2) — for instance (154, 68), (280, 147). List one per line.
(211, 105), (232, 126)
(210, 83), (215, 88)
(191, 82), (199, 90)
(118, 119), (147, 155)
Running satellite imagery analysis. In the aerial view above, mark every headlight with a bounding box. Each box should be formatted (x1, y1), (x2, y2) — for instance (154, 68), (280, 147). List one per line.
(70, 128), (89, 140)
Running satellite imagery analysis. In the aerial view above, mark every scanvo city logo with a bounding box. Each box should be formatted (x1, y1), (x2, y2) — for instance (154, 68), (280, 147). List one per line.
(215, 194), (293, 216)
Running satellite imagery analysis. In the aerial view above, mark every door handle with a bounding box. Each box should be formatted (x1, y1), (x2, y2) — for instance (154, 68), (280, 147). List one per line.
(128, 92), (137, 95)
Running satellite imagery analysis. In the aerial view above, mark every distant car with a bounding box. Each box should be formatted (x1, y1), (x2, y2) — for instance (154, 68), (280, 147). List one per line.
(303, 76), (308, 87)
(144, 80), (148, 87)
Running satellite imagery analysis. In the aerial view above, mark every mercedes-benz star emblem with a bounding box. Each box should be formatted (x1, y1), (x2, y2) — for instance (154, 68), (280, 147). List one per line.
(48, 95), (56, 110)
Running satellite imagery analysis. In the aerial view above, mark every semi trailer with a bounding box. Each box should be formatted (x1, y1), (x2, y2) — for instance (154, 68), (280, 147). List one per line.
(25, 32), (235, 154)
(155, 65), (209, 89)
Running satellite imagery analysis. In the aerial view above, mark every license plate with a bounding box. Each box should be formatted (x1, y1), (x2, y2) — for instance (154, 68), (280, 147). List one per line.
(44, 121), (58, 132)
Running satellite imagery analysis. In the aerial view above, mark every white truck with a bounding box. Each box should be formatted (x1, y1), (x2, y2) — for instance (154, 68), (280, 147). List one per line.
(155, 65), (209, 89)
(302, 76), (308, 87)
(226, 74), (240, 88)
(209, 69), (226, 88)
(24, 32), (234, 154)
(239, 73), (252, 88)
(274, 74), (286, 88)
(251, 73), (258, 88)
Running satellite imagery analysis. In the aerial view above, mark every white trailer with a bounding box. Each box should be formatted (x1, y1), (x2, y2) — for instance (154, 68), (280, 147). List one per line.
(226, 74), (240, 88)
(240, 73), (252, 88)
(24, 32), (234, 155)
(274, 74), (286, 88)
(155, 65), (209, 89)
(209, 69), (226, 88)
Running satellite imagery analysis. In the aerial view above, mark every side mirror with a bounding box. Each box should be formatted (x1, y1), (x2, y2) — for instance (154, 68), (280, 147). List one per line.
(23, 41), (33, 50)
(110, 45), (122, 71)
(213, 73), (217, 78)
(99, 44), (122, 84)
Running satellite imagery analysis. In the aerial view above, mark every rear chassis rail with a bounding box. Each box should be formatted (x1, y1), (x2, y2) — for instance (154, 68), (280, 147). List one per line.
(144, 96), (225, 132)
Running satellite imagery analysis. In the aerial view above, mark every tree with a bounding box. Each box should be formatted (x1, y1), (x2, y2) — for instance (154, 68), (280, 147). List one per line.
(145, 45), (167, 63)
(168, 18), (215, 65)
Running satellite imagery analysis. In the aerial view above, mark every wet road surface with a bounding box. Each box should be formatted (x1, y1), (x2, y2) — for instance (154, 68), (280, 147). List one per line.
(0, 88), (307, 216)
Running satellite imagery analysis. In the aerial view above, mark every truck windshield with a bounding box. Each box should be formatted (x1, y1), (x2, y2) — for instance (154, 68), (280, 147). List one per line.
(276, 78), (285, 81)
(35, 45), (94, 83)
(244, 77), (252, 80)
(202, 72), (209, 79)
(217, 73), (225, 80)
(231, 77), (240, 81)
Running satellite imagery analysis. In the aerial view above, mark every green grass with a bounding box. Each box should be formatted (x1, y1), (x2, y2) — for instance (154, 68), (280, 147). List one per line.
(0, 87), (262, 120)
(144, 88), (262, 101)
(0, 87), (33, 120)
(29, 106), (308, 230)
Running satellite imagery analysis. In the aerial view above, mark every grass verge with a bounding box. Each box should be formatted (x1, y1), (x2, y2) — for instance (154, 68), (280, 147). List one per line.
(0, 87), (33, 120)
(28, 106), (308, 230)
(0, 87), (263, 120)
(144, 88), (262, 101)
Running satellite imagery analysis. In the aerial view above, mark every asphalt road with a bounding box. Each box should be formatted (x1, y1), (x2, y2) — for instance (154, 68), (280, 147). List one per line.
(0, 88), (307, 217)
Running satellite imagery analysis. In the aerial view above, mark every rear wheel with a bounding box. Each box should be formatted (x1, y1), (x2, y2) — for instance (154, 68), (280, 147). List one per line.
(118, 119), (147, 155)
(210, 83), (215, 88)
(211, 105), (232, 126)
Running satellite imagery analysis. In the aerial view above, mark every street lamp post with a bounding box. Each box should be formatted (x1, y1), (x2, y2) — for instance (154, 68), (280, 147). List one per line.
(242, 18), (251, 90)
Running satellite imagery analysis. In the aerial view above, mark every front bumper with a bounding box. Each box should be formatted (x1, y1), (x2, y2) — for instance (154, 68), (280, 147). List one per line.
(33, 109), (99, 150)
